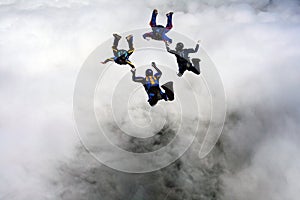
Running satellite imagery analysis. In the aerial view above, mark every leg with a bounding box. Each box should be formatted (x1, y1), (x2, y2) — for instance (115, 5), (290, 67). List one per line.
(112, 48), (118, 57)
(125, 35), (134, 66)
(112, 34), (121, 57)
(160, 91), (168, 101)
(161, 81), (174, 101)
(148, 92), (158, 106)
(165, 12), (173, 31)
(189, 58), (201, 75)
(149, 9), (158, 27)
(147, 86), (162, 106)
(178, 63), (187, 77)
(126, 35), (134, 52)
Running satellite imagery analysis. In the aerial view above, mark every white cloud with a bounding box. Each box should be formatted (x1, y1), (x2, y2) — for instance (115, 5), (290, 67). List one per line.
(0, 0), (300, 199)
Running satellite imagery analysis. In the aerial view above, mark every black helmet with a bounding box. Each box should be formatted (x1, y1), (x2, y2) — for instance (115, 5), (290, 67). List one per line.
(145, 69), (153, 76)
(175, 42), (184, 51)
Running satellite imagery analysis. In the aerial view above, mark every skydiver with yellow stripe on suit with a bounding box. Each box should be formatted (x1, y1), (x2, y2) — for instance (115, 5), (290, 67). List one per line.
(101, 34), (135, 69)
(131, 62), (174, 106)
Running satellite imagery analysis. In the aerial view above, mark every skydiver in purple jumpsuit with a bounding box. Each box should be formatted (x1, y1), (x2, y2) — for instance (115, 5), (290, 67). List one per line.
(143, 9), (173, 44)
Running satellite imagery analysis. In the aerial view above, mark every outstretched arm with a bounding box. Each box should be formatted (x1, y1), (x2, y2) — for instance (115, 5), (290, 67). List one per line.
(101, 57), (114, 64)
(152, 62), (161, 74)
(126, 60), (135, 69)
(131, 69), (144, 83)
(186, 41), (200, 53)
(162, 35), (172, 44)
(152, 62), (162, 79)
(143, 32), (153, 40)
(165, 42), (176, 55)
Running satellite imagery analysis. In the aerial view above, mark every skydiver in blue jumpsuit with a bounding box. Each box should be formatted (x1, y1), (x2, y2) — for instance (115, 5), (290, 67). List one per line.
(143, 9), (173, 44)
(166, 41), (201, 77)
(131, 62), (174, 106)
(101, 34), (135, 69)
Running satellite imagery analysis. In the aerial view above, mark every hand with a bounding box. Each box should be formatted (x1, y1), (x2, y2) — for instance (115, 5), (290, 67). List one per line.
(151, 62), (156, 68)
(100, 61), (105, 64)
(164, 40), (170, 46)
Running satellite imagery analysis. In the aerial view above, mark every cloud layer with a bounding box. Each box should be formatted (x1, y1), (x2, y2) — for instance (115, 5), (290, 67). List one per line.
(0, 0), (300, 199)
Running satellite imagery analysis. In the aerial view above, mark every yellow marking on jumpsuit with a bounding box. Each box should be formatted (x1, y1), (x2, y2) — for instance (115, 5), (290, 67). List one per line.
(146, 76), (157, 85)
(127, 61), (133, 65)
(128, 49), (134, 54)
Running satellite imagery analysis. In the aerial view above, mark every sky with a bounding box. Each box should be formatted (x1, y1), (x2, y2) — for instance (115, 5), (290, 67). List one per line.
(0, 0), (300, 199)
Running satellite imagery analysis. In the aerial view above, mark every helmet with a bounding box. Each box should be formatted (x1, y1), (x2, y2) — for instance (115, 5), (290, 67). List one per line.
(145, 69), (153, 76)
(117, 49), (127, 57)
(175, 42), (184, 51)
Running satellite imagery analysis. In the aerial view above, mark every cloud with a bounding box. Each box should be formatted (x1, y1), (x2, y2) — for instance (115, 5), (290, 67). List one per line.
(0, 0), (300, 199)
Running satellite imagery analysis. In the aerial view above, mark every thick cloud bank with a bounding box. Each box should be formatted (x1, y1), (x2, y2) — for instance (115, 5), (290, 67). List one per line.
(0, 0), (300, 199)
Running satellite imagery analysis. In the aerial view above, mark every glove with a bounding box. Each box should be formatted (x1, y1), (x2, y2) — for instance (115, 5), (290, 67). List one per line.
(151, 62), (156, 67)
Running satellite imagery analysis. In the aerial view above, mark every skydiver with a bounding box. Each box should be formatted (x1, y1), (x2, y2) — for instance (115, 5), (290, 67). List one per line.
(143, 9), (173, 44)
(131, 62), (174, 106)
(101, 34), (135, 69)
(166, 41), (201, 77)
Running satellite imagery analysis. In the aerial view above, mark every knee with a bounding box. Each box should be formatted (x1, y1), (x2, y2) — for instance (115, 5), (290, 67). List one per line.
(194, 69), (200, 75)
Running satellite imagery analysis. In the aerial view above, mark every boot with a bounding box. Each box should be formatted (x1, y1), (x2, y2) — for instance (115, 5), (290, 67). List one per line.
(166, 12), (173, 17)
(113, 33), (121, 40)
(112, 34), (121, 50)
(126, 35), (134, 51)
(161, 81), (174, 101)
(192, 58), (201, 74)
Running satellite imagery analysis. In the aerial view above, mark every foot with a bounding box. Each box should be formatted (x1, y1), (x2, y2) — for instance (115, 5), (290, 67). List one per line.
(191, 58), (201, 74)
(192, 58), (201, 63)
(194, 59), (201, 66)
(177, 72), (183, 77)
(166, 12), (173, 17)
(126, 34), (133, 41)
(161, 82), (174, 101)
(113, 33), (121, 40)
(131, 68), (136, 72)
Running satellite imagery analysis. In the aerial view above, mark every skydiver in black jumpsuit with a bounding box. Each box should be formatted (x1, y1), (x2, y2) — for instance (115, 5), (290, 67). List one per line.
(166, 41), (201, 77)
